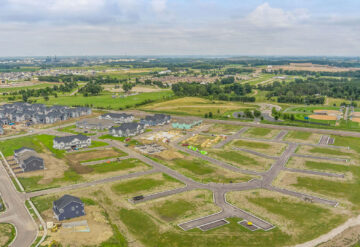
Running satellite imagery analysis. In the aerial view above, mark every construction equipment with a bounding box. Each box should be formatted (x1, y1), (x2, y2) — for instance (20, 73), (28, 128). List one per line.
(51, 223), (62, 233)
(247, 221), (253, 226)
(49, 240), (61, 247)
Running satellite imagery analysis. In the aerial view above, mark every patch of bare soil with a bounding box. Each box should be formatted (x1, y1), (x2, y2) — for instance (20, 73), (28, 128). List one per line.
(42, 205), (113, 247)
(155, 149), (185, 160)
(67, 149), (119, 163)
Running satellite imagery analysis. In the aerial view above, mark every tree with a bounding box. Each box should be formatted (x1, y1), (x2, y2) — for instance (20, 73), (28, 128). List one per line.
(43, 96), (49, 101)
(253, 109), (261, 118)
(123, 83), (134, 93)
(208, 112), (213, 118)
(244, 109), (253, 118)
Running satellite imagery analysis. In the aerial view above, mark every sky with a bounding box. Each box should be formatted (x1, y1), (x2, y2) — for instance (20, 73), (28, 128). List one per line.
(0, 0), (359, 57)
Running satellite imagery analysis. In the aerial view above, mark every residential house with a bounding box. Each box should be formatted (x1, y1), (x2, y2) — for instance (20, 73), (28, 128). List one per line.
(140, 114), (171, 127)
(53, 134), (91, 150)
(14, 147), (44, 172)
(99, 113), (134, 123)
(76, 118), (114, 130)
(53, 195), (85, 221)
(109, 122), (145, 137)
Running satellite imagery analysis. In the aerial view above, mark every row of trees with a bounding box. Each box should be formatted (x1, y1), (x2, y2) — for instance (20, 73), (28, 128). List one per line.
(18, 82), (78, 102)
(261, 77), (360, 103)
(171, 82), (255, 102)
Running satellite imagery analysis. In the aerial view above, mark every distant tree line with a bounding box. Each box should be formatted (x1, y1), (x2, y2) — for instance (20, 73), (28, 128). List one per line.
(171, 82), (255, 102)
(264, 69), (360, 78)
(259, 77), (360, 104)
(13, 82), (78, 102)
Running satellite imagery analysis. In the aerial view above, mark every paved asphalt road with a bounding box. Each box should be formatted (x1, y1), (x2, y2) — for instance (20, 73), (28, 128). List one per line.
(0, 159), (37, 247)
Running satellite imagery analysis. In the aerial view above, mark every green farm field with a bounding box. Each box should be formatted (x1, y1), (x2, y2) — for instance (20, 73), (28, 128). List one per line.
(33, 91), (173, 109)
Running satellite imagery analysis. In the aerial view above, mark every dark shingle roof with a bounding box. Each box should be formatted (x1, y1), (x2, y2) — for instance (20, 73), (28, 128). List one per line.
(14, 147), (34, 155)
(53, 195), (83, 209)
(54, 134), (90, 143)
(23, 156), (43, 165)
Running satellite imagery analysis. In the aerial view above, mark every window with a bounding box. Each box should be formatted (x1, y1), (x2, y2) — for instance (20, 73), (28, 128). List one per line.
(71, 206), (75, 211)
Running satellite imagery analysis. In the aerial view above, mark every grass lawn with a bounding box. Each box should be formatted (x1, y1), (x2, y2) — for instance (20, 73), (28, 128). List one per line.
(119, 209), (291, 247)
(286, 131), (312, 140)
(209, 150), (272, 172)
(153, 199), (194, 222)
(227, 190), (345, 245)
(152, 156), (254, 184)
(232, 140), (271, 149)
(18, 168), (83, 192)
(207, 124), (243, 135)
(246, 127), (272, 137)
(0, 134), (65, 158)
(57, 125), (96, 136)
(243, 127), (279, 139)
(173, 158), (214, 175)
(146, 190), (219, 223)
(88, 140), (109, 148)
(308, 147), (350, 156)
(0, 223), (16, 247)
(34, 91), (173, 110)
(99, 134), (126, 142)
(333, 135), (360, 153)
(304, 161), (349, 173)
(111, 173), (182, 195)
(91, 158), (148, 174)
(292, 174), (360, 207)
(141, 97), (255, 117)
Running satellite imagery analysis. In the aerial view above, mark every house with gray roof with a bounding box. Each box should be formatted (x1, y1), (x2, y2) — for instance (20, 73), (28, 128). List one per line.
(53, 195), (85, 221)
(0, 117), (10, 125)
(140, 114), (171, 127)
(99, 113), (134, 123)
(0, 103), (92, 125)
(14, 147), (44, 172)
(109, 122), (145, 137)
(53, 134), (91, 150)
(76, 118), (114, 130)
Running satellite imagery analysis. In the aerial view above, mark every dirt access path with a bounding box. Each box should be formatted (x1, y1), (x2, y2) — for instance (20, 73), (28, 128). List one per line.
(294, 214), (360, 247)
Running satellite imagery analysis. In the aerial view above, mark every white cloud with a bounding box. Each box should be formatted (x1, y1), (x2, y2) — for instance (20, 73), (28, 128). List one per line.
(246, 3), (309, 28)
(151, 0), (167, 13)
